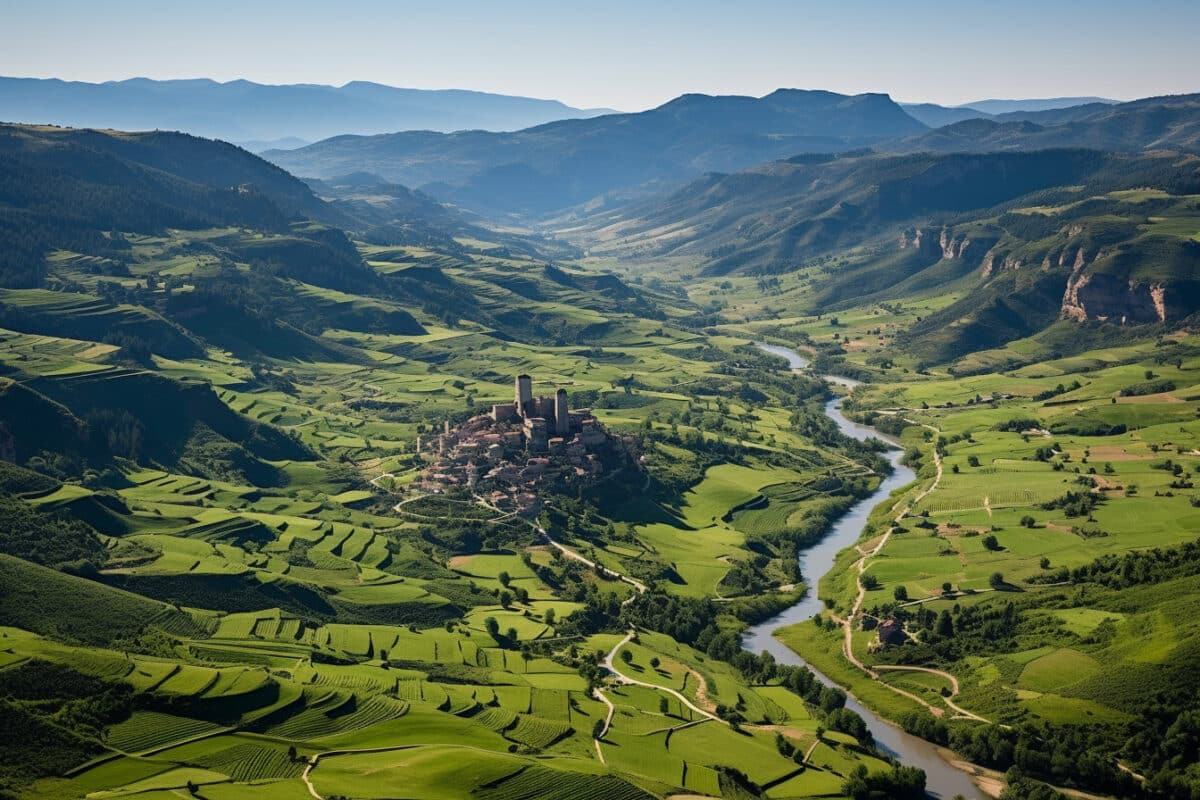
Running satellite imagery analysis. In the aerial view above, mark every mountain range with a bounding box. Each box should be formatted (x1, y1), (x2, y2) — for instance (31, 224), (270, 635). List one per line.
(266, 89), (928, 216)
(891, 94), (1200, 155)
(899, 96), (1118, 127)
(0, 77), (615, 145)
(266, 91), (1200, 218)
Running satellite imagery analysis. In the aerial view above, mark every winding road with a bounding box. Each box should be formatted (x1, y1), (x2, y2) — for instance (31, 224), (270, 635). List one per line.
(600, 631), (723, 724)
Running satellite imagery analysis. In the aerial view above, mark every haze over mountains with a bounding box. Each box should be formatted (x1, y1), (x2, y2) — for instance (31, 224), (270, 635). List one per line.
(899, 96), (1118, 127)
(267, 89), (929, 215)
(266, 89), (1200, 218)
(0, 77), (616, 147)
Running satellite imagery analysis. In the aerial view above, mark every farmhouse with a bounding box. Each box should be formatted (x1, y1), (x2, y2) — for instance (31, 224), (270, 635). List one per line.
(876, 618), (908, 647)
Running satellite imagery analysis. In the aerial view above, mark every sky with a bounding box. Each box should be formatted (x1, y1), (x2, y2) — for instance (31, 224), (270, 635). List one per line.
(2, 0), (1198, 111)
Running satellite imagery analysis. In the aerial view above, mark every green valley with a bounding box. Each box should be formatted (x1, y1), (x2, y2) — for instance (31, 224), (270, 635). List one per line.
(2, 71), (1200, 800)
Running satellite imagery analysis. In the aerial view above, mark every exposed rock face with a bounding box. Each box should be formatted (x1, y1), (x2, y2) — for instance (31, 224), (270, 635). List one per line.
(899, 227), (945, 258)
(1060, 242), (1164, 323)
(981, 252), (996, 278)
(1061, 271), (1091, 321)
(1062, 271), (1168, 323)
(937, 227), (972, 260)
(981, 250), (1023, 278)
(1150, 283), (1167, 322)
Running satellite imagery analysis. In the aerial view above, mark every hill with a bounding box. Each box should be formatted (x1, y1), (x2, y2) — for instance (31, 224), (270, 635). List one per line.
(0, 76), (616, 144)
(573, 148), (1200, 366)
(265, 89), (929, 216)
(899, 102), (989, 128)
(890, 93), (1200, 155)
(959, 95), (1119, 114)
(0, 122), (357, 286)
(899, 98), (1121, 128)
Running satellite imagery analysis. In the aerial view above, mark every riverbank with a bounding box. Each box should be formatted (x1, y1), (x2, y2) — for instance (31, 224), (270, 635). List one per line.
(744, 342), (987, 800)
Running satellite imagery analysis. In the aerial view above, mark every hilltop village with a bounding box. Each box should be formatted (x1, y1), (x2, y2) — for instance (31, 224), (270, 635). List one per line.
(414, 375), (639, 515)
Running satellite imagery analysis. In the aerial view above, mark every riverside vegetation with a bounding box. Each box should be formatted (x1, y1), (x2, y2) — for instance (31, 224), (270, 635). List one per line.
(1, 89), (1200, 800)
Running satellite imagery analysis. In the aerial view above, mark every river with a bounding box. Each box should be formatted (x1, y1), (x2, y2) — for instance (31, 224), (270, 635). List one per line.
(743, 343), (983, 800)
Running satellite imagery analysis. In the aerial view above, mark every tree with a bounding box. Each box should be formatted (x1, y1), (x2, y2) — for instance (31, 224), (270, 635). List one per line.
(544, 608), (556, 626)
(967, 455), (981, 467)
(499, 589), (513, 609)
(485, 616), (500, 638)
(498, 570), (511, 587)
(1020, 515), (1036, 528)
(983, 534), (1001, 551)
(936, 610), (955, 638)
(894, 585), (908, 602)
(1039, 557), (1051, 570)
(649, 656), (661, 669)
(942, 582), (953, 594)
(989, 572), (1006, 589)
(620, 649), (633, 665)
(659, 695), (669, 714)
(862, 573), (880, 590)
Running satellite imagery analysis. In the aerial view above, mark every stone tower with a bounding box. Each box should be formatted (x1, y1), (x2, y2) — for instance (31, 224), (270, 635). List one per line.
(515, 374), (533, 417)
(555, 388), (569, 435)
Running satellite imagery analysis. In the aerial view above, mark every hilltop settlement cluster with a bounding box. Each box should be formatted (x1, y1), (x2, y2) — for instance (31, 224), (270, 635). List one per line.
(414, 375), (635, 514)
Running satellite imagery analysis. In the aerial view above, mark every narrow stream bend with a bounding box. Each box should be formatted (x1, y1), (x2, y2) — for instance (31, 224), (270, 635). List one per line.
(742, 343), (982, 800)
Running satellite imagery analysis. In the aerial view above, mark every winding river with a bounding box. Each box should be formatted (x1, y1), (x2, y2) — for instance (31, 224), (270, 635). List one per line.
(743, 344), (982, 800)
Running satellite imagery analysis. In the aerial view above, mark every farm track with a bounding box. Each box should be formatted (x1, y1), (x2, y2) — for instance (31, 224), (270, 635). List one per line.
(838, 424), (991, 723)
(592, 687), (617, 764)
(601, 632), (723, 724)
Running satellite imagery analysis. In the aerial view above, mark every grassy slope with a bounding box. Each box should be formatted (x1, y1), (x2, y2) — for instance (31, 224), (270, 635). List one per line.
(0, 224), (886, 799)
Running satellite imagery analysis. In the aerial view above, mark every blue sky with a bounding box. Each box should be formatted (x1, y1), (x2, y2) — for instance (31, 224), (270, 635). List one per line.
(2, 0), (1197, 110)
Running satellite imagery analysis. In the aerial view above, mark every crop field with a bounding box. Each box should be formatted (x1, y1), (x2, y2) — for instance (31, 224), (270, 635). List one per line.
(194, 741), (307, 781)
(763, 332), (1200, 791)
(105, 712), (226, 753)
(1, 221), (934, 800)
(475, 765), (654, 800)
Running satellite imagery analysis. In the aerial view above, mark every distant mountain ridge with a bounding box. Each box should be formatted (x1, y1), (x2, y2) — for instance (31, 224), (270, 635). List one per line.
(266, 89), (929, 216)
(958, 96), (1119, 114)
(0, 76), (616, 144)
(890, 93), (1200, 155)
(901, 96), (1119, 127)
